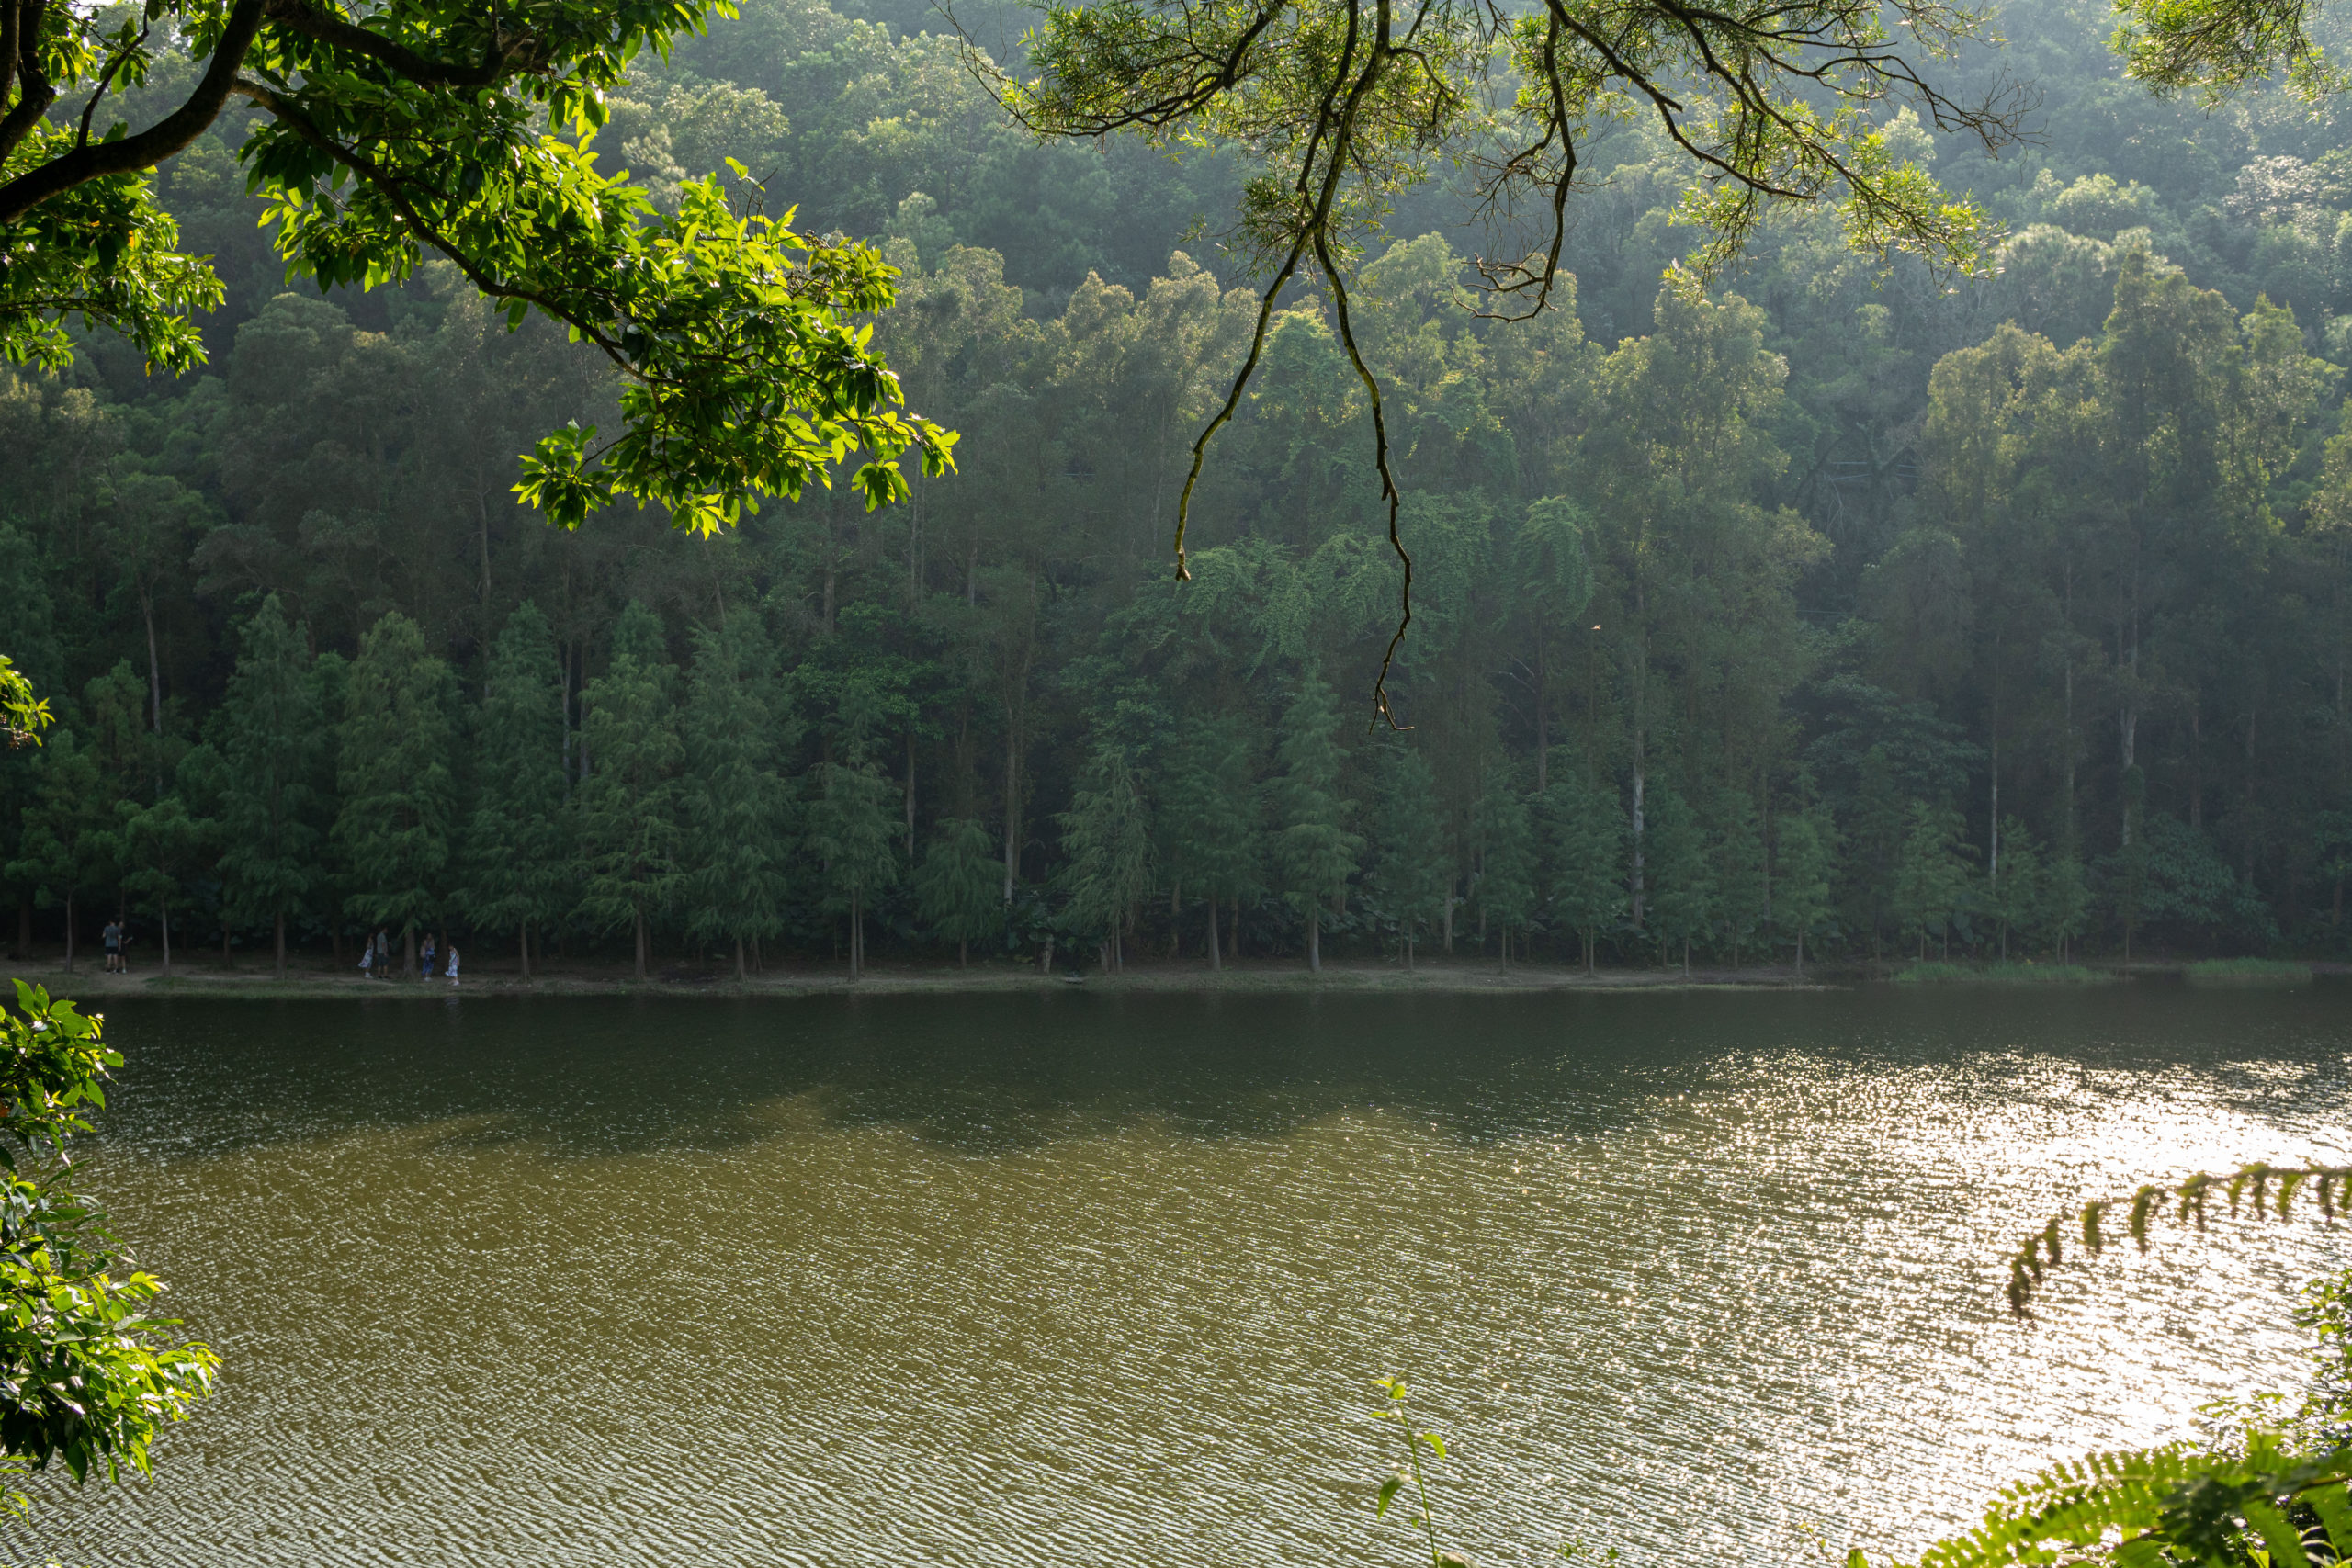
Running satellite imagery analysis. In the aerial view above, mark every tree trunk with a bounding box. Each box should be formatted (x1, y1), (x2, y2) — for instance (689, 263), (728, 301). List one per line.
(1629, 762), (1646, 931)
(275, 908), (286, 978)
(634, 908), (649, 981)
(735, 937), (746, 982)
(159, 898), (172, 978)
(62, 894), (74, 974)
(849, 887), (862, 982)
(1794, 927), (1804, 982)
(1002, 728), (1020, 905)
(404, 924), (416, 978)
(1207, 897), (1222, 971)
(959, 936), (968, 967)
(1307, 908), (1321, 973)
(521, 922), (533, 981)
(140, 582), (164, 740)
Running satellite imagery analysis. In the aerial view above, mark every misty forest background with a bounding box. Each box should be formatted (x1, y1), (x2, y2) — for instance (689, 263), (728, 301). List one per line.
(8, 0), (2352, 975)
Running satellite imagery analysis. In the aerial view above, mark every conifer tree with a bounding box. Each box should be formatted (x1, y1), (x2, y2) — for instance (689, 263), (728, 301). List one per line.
(1472, 780), (1535, 964)
(1644, 780), (1715, 975)
(1776, 805), (1838, 979)
(1844, 745), (1907, 957)
(1990, 818), (2044, 962)
(1543, 767), (1625, 975)
(808, 667), (905, 982)
(915, 818), (1001, 965)
(1708, 790), (1770, 970)
(2041, 852), (2093, 963)
(809, 758), (899, 982)
(1892, 801), (1975, 961)
(6, 729), (108, 970)
(118, 786), (215, 979)
(1057, 739), (1154, 971)
(1267, 671), (1361, 973)
(1367, 748), (1447, 968)
(681, 615), (792, 980)
(458, 604), (572, 979)
(213, 595), (328, 977)
(334, 612), (457, 977)
(577, 604), (684, 982)
(1157, 716), (1263, 969)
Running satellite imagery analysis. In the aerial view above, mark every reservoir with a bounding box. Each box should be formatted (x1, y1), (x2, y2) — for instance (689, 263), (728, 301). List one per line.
(9, 985), (2350, 1565)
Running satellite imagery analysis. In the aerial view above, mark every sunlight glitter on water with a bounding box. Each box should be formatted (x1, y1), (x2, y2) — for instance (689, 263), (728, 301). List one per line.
(6, 986), (2348, 1567)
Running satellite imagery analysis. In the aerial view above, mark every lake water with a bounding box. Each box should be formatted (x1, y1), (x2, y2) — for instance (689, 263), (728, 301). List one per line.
(6, 985), (2351, 1567)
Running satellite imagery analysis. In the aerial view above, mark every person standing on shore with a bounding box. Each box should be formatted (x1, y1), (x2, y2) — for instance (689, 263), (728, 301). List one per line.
(102, 919), (121, 973)
(374, 929), (390, 978)
(419, 932), (436, 980)
(359, 941), (374, 979)
(446, 945), (459, 987)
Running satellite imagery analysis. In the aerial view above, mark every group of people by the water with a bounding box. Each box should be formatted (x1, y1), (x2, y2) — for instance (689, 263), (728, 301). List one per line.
(357, 929), (458, 985)
(74, 918), (457, 982)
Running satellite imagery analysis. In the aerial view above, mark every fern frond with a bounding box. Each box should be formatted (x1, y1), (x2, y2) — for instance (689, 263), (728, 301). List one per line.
(1916, 1439), (2352, 1568)
(2005, 1162), (2352, 1315)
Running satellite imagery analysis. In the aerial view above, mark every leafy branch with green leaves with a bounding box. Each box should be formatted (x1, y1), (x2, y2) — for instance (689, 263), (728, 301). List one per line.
(0, 978), (215, 1500)
(1, 1), (954, 533)
(2004, 1160), (2352, 1316)
(990, 0), (2019, 723)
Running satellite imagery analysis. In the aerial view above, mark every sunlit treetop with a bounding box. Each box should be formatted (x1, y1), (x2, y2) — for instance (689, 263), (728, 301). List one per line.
(990, 0), (2024, 722)
(0, 1), (955, 535)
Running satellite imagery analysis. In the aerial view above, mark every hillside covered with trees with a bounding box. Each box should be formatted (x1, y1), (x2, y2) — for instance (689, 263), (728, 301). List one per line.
(7, 0), (2352, 975)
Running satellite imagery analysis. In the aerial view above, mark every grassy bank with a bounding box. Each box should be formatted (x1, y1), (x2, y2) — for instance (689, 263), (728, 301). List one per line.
(2184, 957), (2315, 984)
(1892, 961), (2113, 985)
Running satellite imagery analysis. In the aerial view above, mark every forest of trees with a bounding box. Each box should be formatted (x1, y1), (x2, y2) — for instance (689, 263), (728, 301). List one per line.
(7, 0), (2352, 975)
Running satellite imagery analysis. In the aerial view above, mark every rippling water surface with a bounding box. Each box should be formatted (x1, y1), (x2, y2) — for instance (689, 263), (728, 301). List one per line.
(8, 985), (2352, 1566)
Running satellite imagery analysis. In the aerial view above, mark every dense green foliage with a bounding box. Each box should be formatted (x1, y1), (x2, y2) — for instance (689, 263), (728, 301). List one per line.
(0, 979), (214, 1494)
(0, 0), (953, 525)
(10, 0), (2352, 973)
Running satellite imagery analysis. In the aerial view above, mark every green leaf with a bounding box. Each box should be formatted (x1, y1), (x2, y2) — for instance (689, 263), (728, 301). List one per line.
(2243, 1498), (2310, 1567)
(2307, 1483), (2352, 1557)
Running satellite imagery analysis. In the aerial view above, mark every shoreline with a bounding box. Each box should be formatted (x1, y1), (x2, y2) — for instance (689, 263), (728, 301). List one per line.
(1, 953), (2332, 1001)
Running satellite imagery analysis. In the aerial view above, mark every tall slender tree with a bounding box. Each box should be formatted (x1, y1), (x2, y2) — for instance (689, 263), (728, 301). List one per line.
(915, 818), (1002, 965)
(1776, 805), (1838, 979)
(458, 603), (573, 979)
(1473, 780), (1536, 964)
(1267, 671), (1360, 973)
(809, 758), (899, 982)
(1057, 735), (1154, 972)
(1892, 801), (1976, 962)
(334, 612), (457, 977)
(1644, 781), (1716, 975)
(1367, 748), (1448, 968)
(7, 729), (107, 970)
(1543, 766), (1625, 975)
(577, 604), (684, 982)
(214, 595), (328, 977)
(1710, 790), (1770, 971)
(681, 615), (792, 980)
(117, 786), (215, 979)
(1157, 715), (1263, 968)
